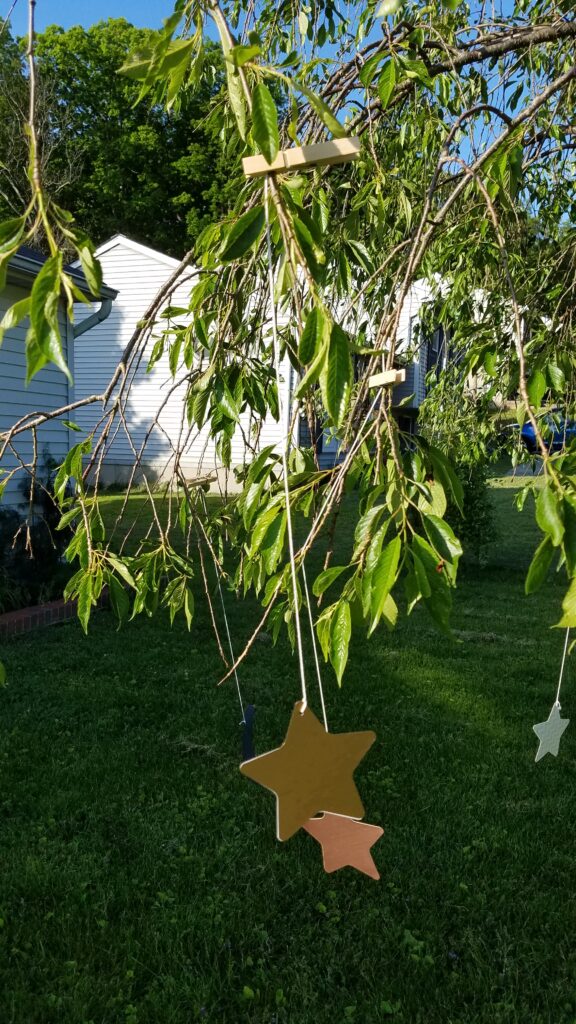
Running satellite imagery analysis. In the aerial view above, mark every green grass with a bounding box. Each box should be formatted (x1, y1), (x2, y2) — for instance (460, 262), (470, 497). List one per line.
(1, 471), (576, 1024)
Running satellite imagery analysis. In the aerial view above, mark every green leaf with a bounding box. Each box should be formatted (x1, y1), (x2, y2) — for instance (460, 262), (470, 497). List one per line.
(417, 479), (447, 517)
(294, 337), (328, 399)
(297, 82), (347, 139)
(353, 504), (386, 560)
(369, 535), (401, 634)
(558, 576), (576, 628)
(426, 446), (464, 514)
(411, 551), (431, 600)
(548, 361), (565, 393)
(563, 498), (576, 577)
(422, 514), (462, 564)
(527, 370), (547, 409)
(381, 592), (398, 629)
(411, 534), (452, 631)
(359, 53), (384, 88)
(227, 44), (261, 67)
(536, 485), (564, 547)
(525, 536), (554, 594)
(377, 60), (396, 109)
(312, 565), (348, 597)
(184, 586), (194, 630)
(108, 574), (130, 626)
(220, 207), (265, 262)
(261, 511), (287, 574)
(77, 573), (93, 634)
(399, 57), (433, 88)
(78, 246), (102, 296)
(250, 503), (281, 555)
(56, 505), (81, 530)
(0, 296), (31, 346)
(376, 0), (402, 14)
(107, 554), (136, 589)
(28, 253), (71, 382)
(320, 323), (352, 426)
(0, 661), (6, 687)
(0, 216), (25, 254)
(329, 600), (351, 685)
(298, 307), (328, 365)
(252, 83), (279, 164)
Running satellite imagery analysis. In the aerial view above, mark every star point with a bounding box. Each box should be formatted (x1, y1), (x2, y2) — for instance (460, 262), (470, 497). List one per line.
(239, 702), (376, 840)
(533, 703), (569, 762)
(304, 813), (384, 880)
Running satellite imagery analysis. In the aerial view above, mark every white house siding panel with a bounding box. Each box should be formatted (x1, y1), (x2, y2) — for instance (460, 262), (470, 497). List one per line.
(393, 281), (433, 409)
(0, 283), (71, 510)
(74, 238), (291, 484)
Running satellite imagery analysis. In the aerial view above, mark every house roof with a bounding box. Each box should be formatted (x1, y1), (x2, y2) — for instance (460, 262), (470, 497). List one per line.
(94, 234), (182, 270)
(8, 246), (117, 300)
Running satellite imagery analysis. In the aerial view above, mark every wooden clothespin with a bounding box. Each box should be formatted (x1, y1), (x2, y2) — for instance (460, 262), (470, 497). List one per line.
(367, 368), (406, 389)
(242, 137), (361, 179)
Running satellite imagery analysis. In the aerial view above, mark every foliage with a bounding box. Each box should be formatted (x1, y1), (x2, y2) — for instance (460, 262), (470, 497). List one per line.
(446, 461), (497, 564)
(0, 0), (576, 683)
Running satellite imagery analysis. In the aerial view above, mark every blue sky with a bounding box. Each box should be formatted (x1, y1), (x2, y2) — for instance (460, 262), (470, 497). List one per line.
(7, 0), (175, 35)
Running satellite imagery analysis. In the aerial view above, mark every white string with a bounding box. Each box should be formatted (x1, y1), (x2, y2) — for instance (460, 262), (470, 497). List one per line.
(199, 490), (246, 723)
(301, 561), (328, 731)
(264, 176), (308, 711)
(554, 627), (571, 708)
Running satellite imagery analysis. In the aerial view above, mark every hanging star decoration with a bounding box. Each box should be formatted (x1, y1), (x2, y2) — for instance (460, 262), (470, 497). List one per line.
(240, 702), (383, 877)
(304, 813), (384, 880)
(533, 702), (570, 762)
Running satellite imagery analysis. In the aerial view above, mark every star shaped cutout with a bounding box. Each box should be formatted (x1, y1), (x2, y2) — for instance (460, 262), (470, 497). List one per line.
(304, 813), (384, 880)
(533, 703), (570, 763)
(240, 702), (376, 840)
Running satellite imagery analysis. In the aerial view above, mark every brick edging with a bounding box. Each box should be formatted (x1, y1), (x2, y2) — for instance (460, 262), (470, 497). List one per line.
(0, 591), (108, 638)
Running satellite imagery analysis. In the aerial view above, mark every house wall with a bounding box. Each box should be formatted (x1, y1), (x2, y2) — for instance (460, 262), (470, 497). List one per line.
(0, 282), (71, 511)
(73, 238), (291, 490)
(392, 281), (432, 410)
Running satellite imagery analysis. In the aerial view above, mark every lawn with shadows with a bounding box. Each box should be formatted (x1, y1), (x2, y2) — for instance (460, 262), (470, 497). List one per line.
(0, 471), (575, 1024)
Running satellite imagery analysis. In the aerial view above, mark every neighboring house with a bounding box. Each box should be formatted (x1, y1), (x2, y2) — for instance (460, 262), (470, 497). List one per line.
(0, 247), (117, 510)
(73, 235), (294, 490)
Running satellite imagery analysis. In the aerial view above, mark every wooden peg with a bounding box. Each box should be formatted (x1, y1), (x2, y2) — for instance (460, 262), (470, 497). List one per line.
(242, 137), (361, 179)
(367, 368), (406, 389)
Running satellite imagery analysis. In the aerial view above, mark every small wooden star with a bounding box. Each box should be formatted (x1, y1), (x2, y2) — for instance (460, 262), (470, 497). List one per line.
(239, 702), (376, 841)
(533, 703), (570, 762)
(304, 813), (384, 880)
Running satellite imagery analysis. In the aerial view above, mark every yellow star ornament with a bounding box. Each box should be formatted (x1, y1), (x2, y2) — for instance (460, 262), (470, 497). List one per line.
(239, 702), (376, 841)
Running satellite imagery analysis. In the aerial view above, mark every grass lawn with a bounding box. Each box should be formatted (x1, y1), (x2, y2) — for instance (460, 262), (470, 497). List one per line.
(1, 469), (576, 1024)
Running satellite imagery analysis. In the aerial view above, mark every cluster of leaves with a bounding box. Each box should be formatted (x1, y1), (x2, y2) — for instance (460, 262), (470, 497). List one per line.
(1, 0), (576, 685)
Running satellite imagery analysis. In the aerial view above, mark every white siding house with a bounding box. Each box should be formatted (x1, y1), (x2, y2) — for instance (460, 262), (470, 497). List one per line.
(73, 235), (293, 489)
(0, 249), (117, 510)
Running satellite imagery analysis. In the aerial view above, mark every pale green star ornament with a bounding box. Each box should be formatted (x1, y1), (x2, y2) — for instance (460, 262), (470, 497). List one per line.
(533, 703), (570, 763)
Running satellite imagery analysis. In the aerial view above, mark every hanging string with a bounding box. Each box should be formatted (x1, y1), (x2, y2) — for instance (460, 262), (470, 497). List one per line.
(264, 175), (308, 711)
(301, 561), (328, 731)
(554, 627), (571, 708)
(199, 489), (246, 723)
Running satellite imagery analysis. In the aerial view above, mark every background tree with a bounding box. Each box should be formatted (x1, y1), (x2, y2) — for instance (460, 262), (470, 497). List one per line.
(0, 19), (233, 256)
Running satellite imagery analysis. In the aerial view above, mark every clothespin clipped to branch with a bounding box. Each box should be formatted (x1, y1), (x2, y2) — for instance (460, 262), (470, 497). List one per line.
(367, 369), (406, 389)
(242, 138), (361, 178)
